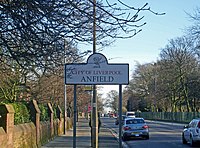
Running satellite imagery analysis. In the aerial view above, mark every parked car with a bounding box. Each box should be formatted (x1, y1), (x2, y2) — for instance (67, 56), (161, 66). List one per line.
(122, 117), (149, 141)
(182, 118), (200, 147)
(115, 115), (127, 125)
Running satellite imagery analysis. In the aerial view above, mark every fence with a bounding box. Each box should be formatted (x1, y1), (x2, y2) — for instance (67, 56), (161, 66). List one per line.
(0, 99), (72, 148)
(136, 112), (200, 123)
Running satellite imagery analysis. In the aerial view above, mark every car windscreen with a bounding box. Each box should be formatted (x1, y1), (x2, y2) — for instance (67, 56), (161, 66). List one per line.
(126, 119), (144, 124)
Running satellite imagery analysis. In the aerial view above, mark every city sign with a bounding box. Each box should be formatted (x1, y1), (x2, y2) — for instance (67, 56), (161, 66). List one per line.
(65, 53), (129, 85)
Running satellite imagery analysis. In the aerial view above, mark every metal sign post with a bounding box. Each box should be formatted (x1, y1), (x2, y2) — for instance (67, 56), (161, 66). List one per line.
(64, 84), (67, 134)
(119, 84), (122, 148)
(73, 85), (77, 148)
(92, 85), (98, 147)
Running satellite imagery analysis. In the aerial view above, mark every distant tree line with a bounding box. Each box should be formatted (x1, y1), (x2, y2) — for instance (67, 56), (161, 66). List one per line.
(124, 7), (200, 113)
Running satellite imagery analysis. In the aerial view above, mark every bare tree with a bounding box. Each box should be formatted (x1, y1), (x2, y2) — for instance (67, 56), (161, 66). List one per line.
(0, 0), (164, 71)
(159, 37), (197, 112)
(0, 0), (165, 106)
(104, 90), (118, 112)
(127, 37), (198, 112)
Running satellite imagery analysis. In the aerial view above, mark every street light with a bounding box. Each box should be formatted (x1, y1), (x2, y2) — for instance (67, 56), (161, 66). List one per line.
(64, 39), (67, 134)
(91, 0), (98, 147)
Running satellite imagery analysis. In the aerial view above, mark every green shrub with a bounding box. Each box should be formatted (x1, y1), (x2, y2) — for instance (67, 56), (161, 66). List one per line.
(39, 104), (49, 121)
(12, 102), (31, 124)
(54, 107), (57, 119)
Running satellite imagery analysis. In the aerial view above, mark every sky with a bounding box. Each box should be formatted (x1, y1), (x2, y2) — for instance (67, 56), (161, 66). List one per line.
(80, 1), (200, 98)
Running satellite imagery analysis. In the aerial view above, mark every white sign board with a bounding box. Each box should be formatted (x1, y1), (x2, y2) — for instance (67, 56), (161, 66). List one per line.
(65, 53), (129, 85)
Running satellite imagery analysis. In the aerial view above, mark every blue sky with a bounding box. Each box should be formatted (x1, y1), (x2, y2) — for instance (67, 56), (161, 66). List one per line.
(81, 1), (200, 97)
(101, 0), (200, 72)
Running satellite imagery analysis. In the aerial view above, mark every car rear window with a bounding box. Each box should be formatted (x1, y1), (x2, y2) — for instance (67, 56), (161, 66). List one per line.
(126, 119), (144, 124)
(127, 113), (135, 116)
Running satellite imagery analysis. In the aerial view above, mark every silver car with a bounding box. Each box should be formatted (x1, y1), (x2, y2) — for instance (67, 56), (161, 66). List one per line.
(122, 117), (149, 140)
(182, 118), (200, 147)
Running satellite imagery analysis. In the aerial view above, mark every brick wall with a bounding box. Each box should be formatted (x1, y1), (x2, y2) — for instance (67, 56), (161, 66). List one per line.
(0, 127), (7, 147)
(13, 123), (36, 148)
(0, 100), (72, 148)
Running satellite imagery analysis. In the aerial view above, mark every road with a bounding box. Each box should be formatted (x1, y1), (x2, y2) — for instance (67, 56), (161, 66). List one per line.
(101, 117), (198, 148)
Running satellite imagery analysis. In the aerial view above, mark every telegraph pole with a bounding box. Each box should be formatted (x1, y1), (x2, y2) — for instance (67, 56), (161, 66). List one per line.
(64, 39), (67, 134)
(91, 0), (98, 147)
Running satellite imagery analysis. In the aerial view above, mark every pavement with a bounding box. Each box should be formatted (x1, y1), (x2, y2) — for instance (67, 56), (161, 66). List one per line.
(41, 117), (121, 148)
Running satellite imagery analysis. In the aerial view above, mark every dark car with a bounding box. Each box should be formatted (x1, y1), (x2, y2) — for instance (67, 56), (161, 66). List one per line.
(122, 117), (149, 141)
(182, 118), (200, 147)
(115, 115), (127, 125)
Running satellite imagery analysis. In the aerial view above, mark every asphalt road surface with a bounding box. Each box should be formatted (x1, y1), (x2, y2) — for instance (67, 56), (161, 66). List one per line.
(101, 117), (199, 148)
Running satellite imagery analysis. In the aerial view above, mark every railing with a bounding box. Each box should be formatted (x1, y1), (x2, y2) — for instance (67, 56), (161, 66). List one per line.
(136, 112), (200, 123)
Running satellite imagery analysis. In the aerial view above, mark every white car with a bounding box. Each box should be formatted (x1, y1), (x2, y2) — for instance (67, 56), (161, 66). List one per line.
(126, 111), (136, 118)
(182, 118), (200, 147)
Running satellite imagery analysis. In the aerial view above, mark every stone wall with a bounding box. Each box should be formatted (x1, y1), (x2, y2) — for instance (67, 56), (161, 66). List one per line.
(0, 100), (72, 148)
(13, 123), (36, 148)
(0, 127), (7, 147)
(40, 121), (51, 146)
(0, 104), (14, 148)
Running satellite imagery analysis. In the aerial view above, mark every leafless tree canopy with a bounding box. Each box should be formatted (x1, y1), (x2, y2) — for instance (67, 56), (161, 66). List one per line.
(0, 0), (164, 71)
(0, 0), (165, 106)
(125, 36), (200, 112)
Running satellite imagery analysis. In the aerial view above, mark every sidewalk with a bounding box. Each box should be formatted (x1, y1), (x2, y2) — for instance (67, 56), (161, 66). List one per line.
(41, 117), (119, 148)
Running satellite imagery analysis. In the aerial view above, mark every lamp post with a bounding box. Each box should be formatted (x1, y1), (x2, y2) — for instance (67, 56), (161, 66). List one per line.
(154, 62), (157, 112)
(64, 39), (67, 134)
(91, 0), (98, 147)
